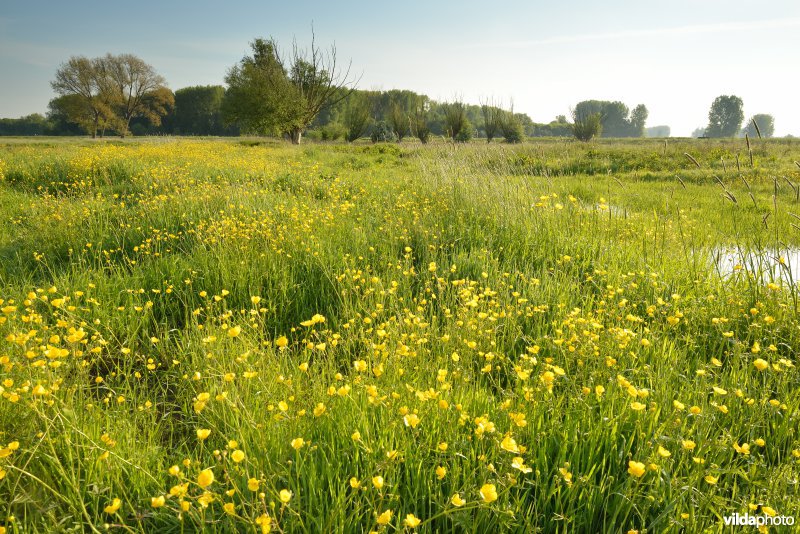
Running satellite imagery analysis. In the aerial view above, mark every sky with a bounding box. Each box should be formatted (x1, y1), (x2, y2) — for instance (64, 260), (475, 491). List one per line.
(1, 0), (799, 136)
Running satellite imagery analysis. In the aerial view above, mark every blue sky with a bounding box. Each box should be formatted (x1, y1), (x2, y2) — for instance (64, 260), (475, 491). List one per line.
(1, 0), (799, 136)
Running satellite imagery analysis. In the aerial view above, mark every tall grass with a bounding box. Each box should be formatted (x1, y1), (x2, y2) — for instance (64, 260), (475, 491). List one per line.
(0, 138), (798, 532)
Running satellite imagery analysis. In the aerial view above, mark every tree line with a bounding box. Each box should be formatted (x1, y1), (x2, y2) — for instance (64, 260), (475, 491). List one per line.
(0, 36), (782, 142)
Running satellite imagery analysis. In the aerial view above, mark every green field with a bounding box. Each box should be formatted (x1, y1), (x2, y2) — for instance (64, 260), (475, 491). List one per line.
(0, 137), (798, 533)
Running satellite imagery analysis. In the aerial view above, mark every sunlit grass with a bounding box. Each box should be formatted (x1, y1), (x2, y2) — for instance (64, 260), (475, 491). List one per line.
(0, 138), (798, 532)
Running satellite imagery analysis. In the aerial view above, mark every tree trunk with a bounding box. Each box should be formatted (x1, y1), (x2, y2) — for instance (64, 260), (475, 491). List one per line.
(290, 128), (302, 145)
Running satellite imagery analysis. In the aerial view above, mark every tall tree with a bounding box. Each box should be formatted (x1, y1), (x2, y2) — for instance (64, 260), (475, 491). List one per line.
(479, 98), (501, 143)
(442, 100), (468, 141)
(410, 99), (431, 144)
(102, 54), (173, 137)
(51, 56), (115, 138)
(387, 103), (409, 142)
(629, 104), (648, 137)
(343, 93), (371, 142)
(743, 114), (775, 139)
(172, 85), (227, 135)
(706, 95), (744, 138)
(223, 32), (357, 144)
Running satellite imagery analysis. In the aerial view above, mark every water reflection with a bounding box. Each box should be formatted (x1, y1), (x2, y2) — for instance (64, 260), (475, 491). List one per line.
(710, 247), (800, 283)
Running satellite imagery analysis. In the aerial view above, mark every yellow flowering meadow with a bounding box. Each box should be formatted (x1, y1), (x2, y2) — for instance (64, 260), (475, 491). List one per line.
(0, 139), (798, 532)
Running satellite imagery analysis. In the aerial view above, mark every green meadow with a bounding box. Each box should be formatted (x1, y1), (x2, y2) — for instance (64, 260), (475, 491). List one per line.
(0, 137), (798, 532)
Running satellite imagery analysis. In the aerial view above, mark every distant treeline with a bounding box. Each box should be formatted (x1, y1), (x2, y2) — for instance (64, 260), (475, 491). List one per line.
(1, 85), (650, 139)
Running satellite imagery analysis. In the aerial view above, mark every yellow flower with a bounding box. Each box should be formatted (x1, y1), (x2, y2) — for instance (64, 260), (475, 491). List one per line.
(451, 493), (466, 507)
(279, 489), (292, 503)
(197, 428), (211, 441)
(151, 495), (165, 508)
(762, 506), (777, 517)
(275, 336), (288, 349)
(627, 461), (646, 478)
(291, 437), (305, 450)
(313, 403), (326, 416)
(169, 465), (181, 476)
(733, 442), (751, 455)
(228, 325), (241, 338)
(231, 449), (245, 462)
(435, 466), (447, 480)
(704, 474), (717, 485)
(104, 498), (122, 514)
(480, 483), (498, 503)
(197, 468), (214, 488)
(248, 478), (260, 491)
(500, 435), (520, 453)
(657, 446), (671, 458)
(372, 475), (384, 489)
(223, 502), (236, 515)
(512, 457), (533, 474)
(404, 513), (422, 528)
(630, 401), (646, 411)
(681, 440), (696, 451)
(256, 513), (272, 534)
(403, 413), (421, 428)
(376, 509), (393, 525)
(349, 477), (361, 489)
(753, 358), (769, 371)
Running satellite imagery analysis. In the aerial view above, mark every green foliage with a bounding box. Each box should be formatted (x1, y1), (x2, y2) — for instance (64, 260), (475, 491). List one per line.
(454, 119), (473, 142)
(370, 120), (396, 143)
(571, 109), (602, 141)
(743, 114), (775, 139)
(343, 93), (371, 142)
(171, 86), (232, 136)
(706, 95), (744, 138)
(443, 101), (469, 141)
(50, 54), (172, 138)
(499, 112), (524, 143)
(573, 100), (648, 138)
(222, 36), (355, 144)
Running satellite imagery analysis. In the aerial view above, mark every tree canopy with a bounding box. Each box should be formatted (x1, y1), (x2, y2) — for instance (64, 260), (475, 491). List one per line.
(706, 95), (744, 138)
(743, 114), (775, 139)
(573, 100), (648, 137)
(222, 35), (356, 144)
(51, 54), (172, 137)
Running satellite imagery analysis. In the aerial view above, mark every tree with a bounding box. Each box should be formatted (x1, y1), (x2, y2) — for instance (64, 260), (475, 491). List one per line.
(223, 33), (356, 144)
(479, 98), (501, 143)
(101, 54), (173, 137)
(498, 106), (524, 143)
(629, 104), (648, 137)
(387, 103), (409, 142)
(743, 114), (775, 139)
(573, 100), (647, 137)
(171, 86), (227, 135)
(343, 93), (371, 142)
(706, 95), (744, 138)
(571, 108), (602, 141)
(410, 100), (431, 144)
(442, 100), (468, 141)
(51, 56), (115, 138)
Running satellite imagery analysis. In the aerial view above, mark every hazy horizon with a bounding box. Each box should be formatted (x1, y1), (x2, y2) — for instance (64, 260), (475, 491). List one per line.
(1, 0), (798, 136)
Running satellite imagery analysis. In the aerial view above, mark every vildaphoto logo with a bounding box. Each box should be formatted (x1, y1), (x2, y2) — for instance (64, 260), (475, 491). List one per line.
(723, 512), (795, 527)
